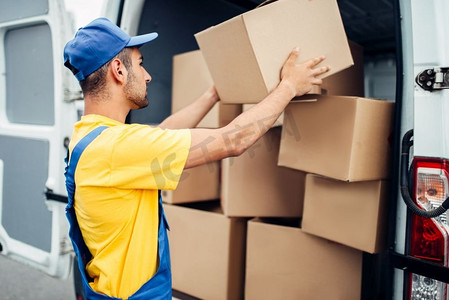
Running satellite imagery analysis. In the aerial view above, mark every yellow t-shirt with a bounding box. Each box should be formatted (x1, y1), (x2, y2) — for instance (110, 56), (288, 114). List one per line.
(68, 114), (191, 299)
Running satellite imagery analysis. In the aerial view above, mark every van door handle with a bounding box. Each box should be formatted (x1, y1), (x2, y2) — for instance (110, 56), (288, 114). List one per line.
(44, 189), (68, 204)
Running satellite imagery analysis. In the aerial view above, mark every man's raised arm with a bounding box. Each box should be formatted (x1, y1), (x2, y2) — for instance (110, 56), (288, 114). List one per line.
(159, 86), (219, 129)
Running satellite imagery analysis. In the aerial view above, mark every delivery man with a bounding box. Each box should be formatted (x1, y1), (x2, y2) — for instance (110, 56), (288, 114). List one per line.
(63, 17), (329, 299)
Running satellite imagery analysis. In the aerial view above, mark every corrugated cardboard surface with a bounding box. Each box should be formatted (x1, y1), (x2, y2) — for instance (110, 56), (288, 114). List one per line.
(278, 95), (394, 181)
(322, 40), (365, 96)
(172, 50), (241, 128)
(245, 219), (362, 300)
(221, 127), (306, 217)
(165, 202), (246, 300)
(302, 174), (389, 253)
(195, 0), (353, 103)
(195, 15), (267, 104)
(161, 162), (219, 204)
(217, 103), (243, 128)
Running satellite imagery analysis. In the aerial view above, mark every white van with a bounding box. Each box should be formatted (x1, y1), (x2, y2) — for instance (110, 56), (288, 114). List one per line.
(0, 0), (448, 299)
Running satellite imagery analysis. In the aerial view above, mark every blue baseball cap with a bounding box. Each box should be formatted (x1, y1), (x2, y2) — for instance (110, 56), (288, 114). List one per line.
(63, 17), (158, 81)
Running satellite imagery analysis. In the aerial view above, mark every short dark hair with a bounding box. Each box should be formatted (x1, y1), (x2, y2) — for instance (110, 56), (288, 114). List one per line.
(79, 47), (133, 96)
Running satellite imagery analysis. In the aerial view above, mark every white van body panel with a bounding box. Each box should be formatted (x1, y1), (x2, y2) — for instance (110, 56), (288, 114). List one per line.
(412, 0), (449, 159)
(103, 0), (122, 24)
(120, 0), (146, 35)
(0, 0), (77, 278)
(393, 0), (449, 298)
(103, 0), (145, 36)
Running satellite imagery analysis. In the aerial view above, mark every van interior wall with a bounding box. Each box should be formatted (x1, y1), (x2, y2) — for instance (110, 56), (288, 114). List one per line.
(338, 0), (396, 102)
(127, 0), (396, 125)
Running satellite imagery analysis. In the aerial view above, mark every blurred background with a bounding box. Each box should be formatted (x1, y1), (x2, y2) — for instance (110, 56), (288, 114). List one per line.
(64, 0), (106, 28)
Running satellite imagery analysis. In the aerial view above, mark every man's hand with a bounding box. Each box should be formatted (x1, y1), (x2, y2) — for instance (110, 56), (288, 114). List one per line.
(280, 47), (330, 97)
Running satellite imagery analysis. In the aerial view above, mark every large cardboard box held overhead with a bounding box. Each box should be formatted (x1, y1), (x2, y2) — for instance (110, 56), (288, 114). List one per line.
(172, 50), (241, 128)
(278, 95), (394, 181)
(302, 174), (389, 253)
(161, 162), (219, 204)
(164, 202), (246, 300)
(245, 219), (362, 300)
(195, 0), (353, 104)
(221, 127), (306, 217)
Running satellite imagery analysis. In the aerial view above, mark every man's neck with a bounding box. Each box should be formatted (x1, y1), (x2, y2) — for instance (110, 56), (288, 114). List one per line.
(83, 95), (130, 123)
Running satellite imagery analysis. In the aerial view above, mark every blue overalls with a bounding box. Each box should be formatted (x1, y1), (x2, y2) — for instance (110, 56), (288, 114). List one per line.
(64, 126), (172, 299)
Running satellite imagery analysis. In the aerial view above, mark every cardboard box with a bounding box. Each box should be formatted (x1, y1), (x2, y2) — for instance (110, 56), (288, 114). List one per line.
(245, 218), (363, 300)
(195, 0), (353, 104)
(164, 202), (246, 300)
(321, 40), (365, 97)
(302, 174), (389, 253)
(221, 127), (306, 217)
(172, 50), (241, 128)
(278, 95), (394, 181)
(161, 162), (219, 204)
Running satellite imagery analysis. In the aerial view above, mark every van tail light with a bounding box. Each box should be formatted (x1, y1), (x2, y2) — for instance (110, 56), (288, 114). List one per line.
(408, 158), (449, 299)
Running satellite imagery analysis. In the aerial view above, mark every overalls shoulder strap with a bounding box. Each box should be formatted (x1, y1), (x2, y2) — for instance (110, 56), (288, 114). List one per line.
(65, 126), (109, 208)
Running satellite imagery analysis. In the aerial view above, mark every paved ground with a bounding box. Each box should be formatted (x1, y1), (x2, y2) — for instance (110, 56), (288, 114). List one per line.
(0, 255), (191, 300)
(0, 255), (75, 300)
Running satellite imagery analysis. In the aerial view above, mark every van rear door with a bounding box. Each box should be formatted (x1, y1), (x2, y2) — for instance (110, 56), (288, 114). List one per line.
(0, 0), (78, 278)
(392, 0), (449, 298)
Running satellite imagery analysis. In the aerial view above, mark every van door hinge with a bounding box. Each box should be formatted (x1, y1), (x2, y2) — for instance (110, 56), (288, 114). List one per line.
(64, 89), (83, 102)
(416, 67), (449, 91)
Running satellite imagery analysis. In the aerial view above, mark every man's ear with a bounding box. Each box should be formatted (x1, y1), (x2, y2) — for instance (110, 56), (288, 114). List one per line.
(110, 58), (127, 84)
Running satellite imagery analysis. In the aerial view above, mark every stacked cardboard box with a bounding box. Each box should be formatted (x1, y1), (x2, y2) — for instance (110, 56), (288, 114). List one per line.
(163, 0), (394, 298)
(171, 50), (241, 128)
(221, 127), (306, 217)
(302, 174), (389, 253)
(277, 94), (394, 254)
(245, 218), (363, 299)
(164, 202), (246, 300)
(167, 50), (246, 299)
(161, 162), (219, 204)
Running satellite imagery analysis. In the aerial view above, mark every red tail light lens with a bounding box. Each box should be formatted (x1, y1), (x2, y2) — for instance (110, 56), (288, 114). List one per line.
(410, 215), (447, 263)
(408, 158), (449, 299)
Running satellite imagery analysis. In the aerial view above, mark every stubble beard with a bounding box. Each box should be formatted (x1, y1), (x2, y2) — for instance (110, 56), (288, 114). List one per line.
(124, 70), (149, 109)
